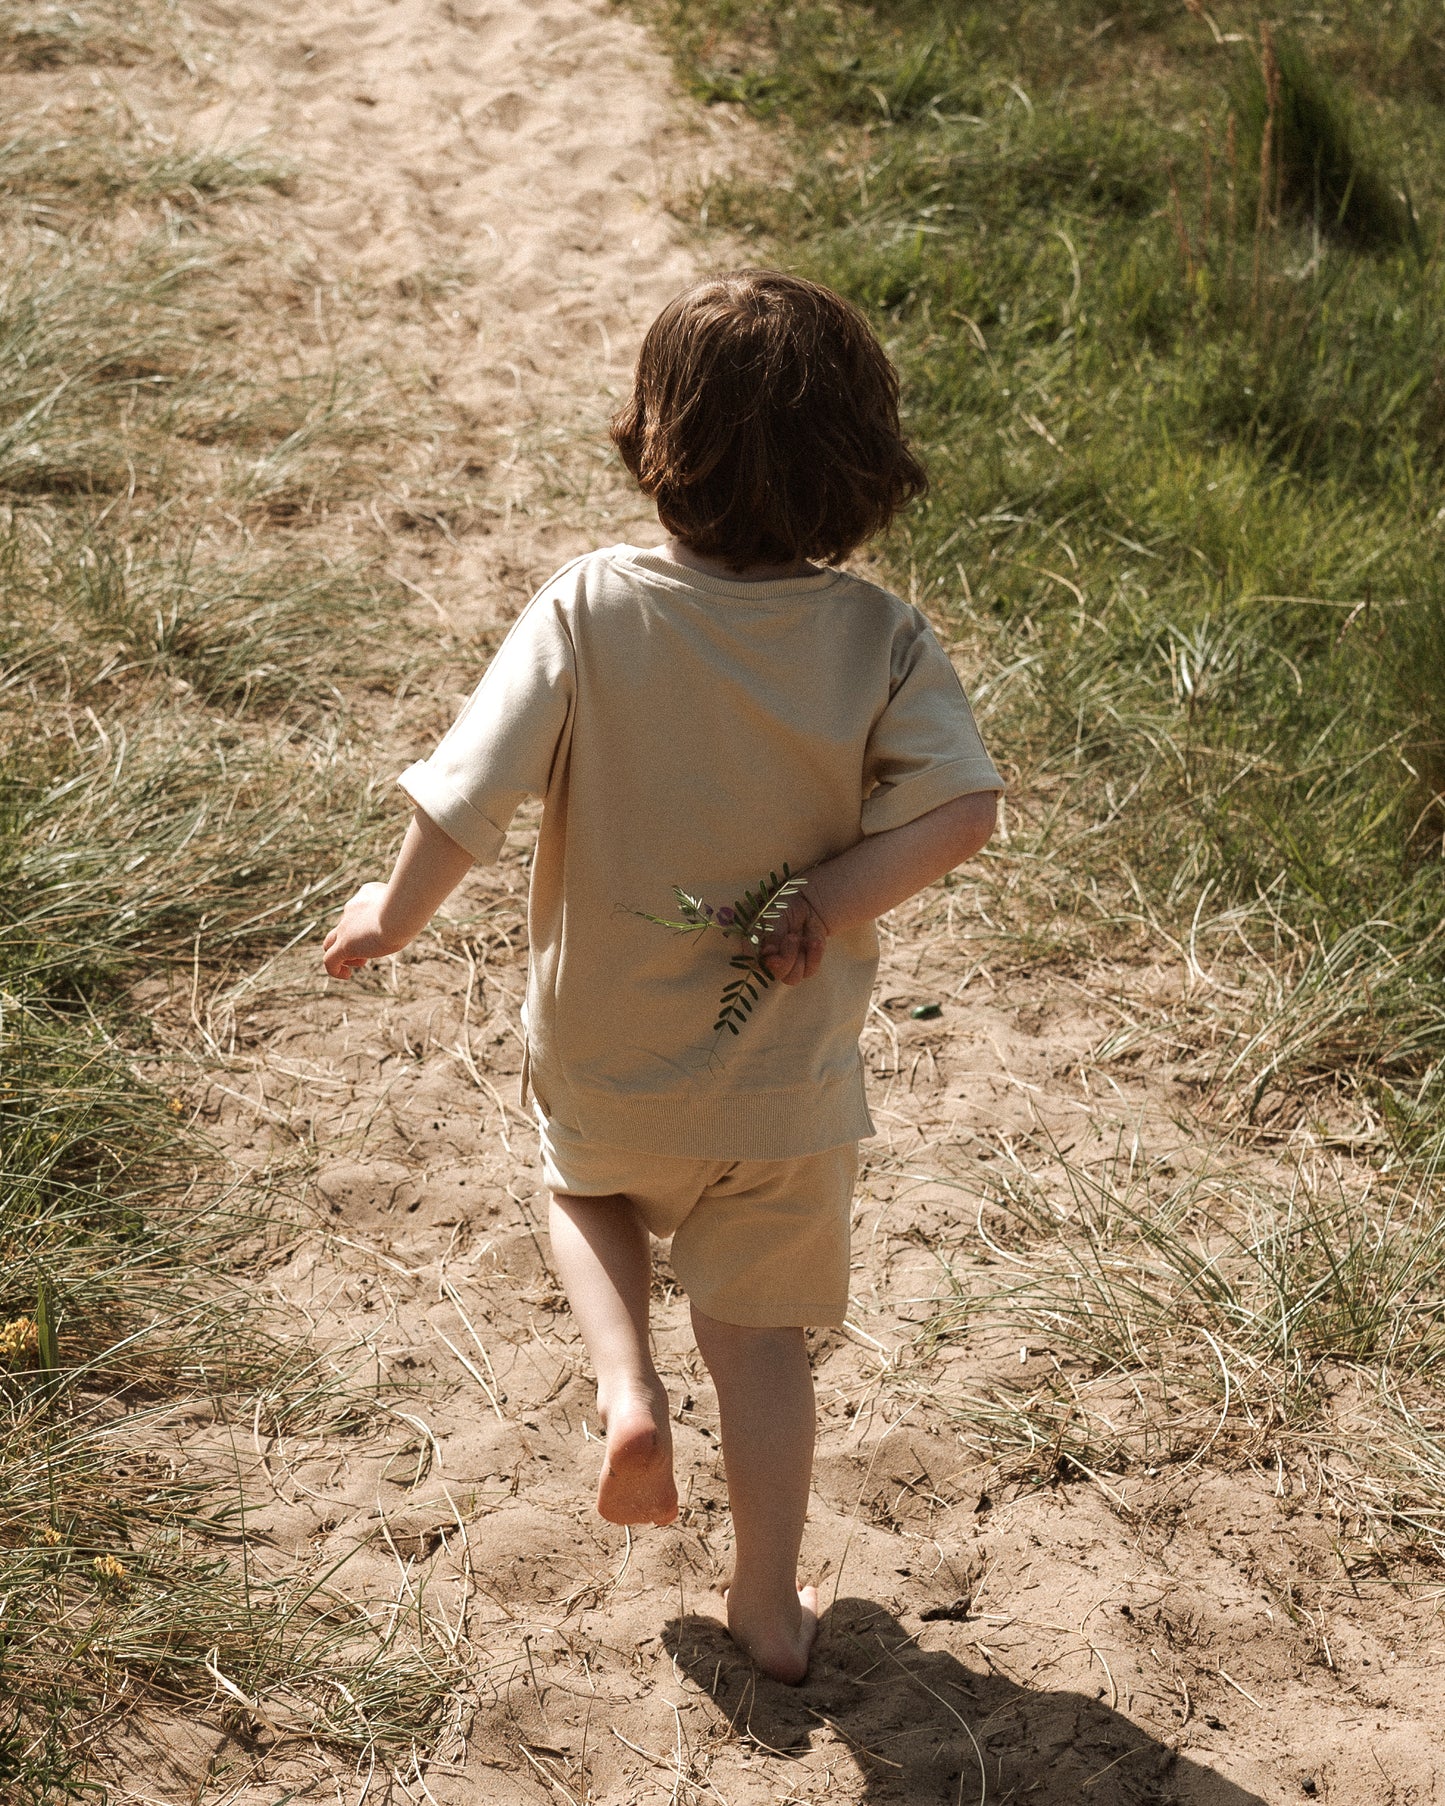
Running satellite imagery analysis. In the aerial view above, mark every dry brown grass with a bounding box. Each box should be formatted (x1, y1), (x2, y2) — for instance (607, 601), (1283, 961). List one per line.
(0, 5), (478, 1792)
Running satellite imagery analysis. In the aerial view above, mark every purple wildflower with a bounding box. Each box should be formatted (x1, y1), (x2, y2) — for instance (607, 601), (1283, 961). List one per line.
(716, 906), (736, 925)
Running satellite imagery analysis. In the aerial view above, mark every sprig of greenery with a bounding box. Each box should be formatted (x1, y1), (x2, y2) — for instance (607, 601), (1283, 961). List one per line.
(636, 864), (808, 1038)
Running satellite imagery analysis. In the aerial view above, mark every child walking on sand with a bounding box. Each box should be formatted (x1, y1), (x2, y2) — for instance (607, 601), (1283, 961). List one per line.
(323, 270), (1002, 1683)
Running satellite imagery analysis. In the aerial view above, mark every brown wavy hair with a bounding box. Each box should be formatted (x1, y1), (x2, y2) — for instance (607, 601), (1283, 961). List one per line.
(611, 270), (927, 571)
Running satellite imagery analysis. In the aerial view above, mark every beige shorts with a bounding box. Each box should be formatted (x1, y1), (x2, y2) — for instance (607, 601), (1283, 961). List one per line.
(538, 1114), (857, 1329)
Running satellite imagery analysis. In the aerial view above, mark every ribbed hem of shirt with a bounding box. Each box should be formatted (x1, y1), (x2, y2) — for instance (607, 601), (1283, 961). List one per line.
(617, 545), (847, 604)
(397, 762), (506, 863)
(562, 1069), (875, 1162)
(861, 754), (1005, 834)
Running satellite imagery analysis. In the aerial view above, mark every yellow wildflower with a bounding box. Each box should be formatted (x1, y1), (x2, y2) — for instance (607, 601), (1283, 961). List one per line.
(92, 1555), (127, 1584)
(0, 1317), (37, 1362)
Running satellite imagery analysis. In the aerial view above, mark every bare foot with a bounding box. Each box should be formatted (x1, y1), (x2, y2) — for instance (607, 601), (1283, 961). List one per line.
(726, 1582), (819, 1685)
(595, 1384), (678, 1526)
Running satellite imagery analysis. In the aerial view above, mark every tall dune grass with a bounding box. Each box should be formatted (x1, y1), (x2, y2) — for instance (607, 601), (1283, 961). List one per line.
(0, 12), (452, 1793)
(654, 0), (1445, 1154)
(915, 1142), (1445, 1559)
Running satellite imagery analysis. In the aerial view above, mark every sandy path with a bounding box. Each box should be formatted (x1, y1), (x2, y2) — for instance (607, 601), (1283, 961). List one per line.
(200, 0), (700, 390)
(111, 2), (1444, 1801)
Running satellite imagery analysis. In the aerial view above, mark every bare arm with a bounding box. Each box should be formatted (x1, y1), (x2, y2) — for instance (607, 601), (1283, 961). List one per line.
(323, 808), (475, 979)
(758, 790), (998, 985)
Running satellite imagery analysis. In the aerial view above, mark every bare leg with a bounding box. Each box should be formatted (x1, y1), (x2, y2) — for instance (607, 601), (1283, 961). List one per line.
(691, 1305), (819, 1684)
(548, 1193), (677, 1527)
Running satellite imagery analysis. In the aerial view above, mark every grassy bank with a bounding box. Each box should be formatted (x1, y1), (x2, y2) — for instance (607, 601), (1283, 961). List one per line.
(644, 0), (1445, 1559)
(0, 7), (451, 1793)
(652, 0), (1445, 1158)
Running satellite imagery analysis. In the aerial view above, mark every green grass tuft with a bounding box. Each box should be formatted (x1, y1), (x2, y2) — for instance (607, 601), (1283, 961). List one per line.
(1235, 29), (1420, 254)
(915, 1141), (1445, 1559)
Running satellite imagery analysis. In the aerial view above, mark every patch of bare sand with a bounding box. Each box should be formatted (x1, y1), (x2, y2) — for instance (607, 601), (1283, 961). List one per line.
(98, 1), (1445, 1801)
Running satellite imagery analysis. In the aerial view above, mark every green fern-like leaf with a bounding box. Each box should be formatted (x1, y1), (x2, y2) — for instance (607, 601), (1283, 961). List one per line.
(633, 864), (808, 1045)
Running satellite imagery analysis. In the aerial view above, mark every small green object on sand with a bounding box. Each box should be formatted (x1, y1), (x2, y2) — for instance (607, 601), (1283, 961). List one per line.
(910, 1002), (942, 1021)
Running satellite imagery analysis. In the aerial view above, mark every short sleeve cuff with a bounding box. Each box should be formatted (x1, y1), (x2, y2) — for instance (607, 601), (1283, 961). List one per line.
(397, 761), (507, 864)
(860, 755), (1004, 837)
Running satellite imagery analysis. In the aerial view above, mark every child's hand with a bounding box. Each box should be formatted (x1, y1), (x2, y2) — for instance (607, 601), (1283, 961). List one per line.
(323, 882), (407, 979)
(758, 891), (829, 986)
(322, 810), (475, 981)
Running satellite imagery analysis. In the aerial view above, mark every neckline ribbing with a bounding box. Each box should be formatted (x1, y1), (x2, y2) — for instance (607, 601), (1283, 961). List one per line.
(619, 545), (845, 601)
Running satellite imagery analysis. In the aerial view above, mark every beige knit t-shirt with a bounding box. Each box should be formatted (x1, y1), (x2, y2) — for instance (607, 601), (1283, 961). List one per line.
(398, 545), (1003, 1160)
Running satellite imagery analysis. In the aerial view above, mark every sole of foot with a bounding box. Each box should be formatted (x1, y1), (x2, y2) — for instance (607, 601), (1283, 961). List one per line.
(726, 1583), (819, 1685)
(596, 1392), (678, 1527)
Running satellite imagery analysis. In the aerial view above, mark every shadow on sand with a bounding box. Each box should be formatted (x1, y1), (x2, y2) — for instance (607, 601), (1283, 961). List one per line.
(664, 1598), (1268, 1805)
